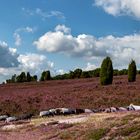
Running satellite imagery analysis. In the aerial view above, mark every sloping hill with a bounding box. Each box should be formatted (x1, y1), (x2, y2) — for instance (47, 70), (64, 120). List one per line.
(0, 75), (140, 115)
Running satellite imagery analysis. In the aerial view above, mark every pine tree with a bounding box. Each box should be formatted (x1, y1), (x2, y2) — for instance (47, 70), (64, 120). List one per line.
(128, 60), (137, 82)
(100, 56), (113, 85)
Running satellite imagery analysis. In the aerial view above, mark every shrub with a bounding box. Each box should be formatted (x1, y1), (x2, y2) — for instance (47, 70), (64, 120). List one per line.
(100, 56), (113, 85)
(128, 60), (137, 82)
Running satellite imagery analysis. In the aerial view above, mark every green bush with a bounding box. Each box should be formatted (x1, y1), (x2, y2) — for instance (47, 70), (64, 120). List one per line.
(128, 60), (137, 82)
(100, 56), (113, 85)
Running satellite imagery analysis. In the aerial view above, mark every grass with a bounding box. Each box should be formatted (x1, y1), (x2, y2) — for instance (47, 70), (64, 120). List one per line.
(59, 131), (74, 140)
(0, 111), (140, 140)
(85, 128), (108, 140)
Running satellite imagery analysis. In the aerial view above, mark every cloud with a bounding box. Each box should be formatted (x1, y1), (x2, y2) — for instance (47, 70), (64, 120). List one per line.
(55, 25), (71, 34)
(14, 33), (22, 46)
(34, 24), (140, 69)
(36, 8), (65, 19)
(0, 52), (55, 83)
(25, 27), (34, 33)
(84, 62), (98, 71)
(14, 26), (35, 46)
(22, 8), (65, 20)
(17, 53), (54, 73)
(56, 69), (65, 75)
(22, 8), (34, 16)
(0, 41), (19, 68)
(33, 25), (76, 53)
(0, 40), (56, 82)
(94, 0), (140, 19)
(15, 27), (35, 33)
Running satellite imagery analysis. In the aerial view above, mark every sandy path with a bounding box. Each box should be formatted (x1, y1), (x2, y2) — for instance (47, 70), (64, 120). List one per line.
(58, 114), (93, 124)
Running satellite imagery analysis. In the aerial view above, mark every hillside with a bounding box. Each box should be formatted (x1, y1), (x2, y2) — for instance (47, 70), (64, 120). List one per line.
(0, 75), (140, 115)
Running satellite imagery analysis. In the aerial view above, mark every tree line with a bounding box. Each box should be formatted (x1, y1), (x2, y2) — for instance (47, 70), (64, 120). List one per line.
(6, 57), (138, 85)
(6, 72), (37, 83)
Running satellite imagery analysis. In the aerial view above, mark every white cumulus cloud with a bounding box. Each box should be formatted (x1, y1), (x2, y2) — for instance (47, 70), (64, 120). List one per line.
(0, 41), (56, 83)
(55, 25), (71, 34)
(34, 25), (140, 69)
(94, 0), (140, 19)
(0, 53), (55, 83)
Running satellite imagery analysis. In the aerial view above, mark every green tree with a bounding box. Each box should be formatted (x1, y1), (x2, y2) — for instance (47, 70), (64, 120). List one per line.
(118, 69), (128, 75)
(6, 79), (12, 83)
(11, 74), (16, 83)
(128, 60), (137, 82)
(32, 75), (38, 81)
(100, 56), (113, 85)
(81, 71), (90, 78)
(40, 70), (51, 81)
(44, 70), (51, 80)
(69, 71), (75, 79)
(27, 72), (31, 82)
(16, 72), (26, 82)
(93, 68), (100, 77)
(73, 68), (82, 78)
(113, 69), (119, 76)
(40, 71), (46, 81)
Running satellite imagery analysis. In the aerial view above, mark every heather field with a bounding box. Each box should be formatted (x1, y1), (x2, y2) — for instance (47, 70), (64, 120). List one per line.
(0, 76), (140, 139)
(0, 75), (140, 115)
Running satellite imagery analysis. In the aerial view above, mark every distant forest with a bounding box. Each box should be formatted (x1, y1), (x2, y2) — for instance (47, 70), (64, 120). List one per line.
(5, 67), (140, 84)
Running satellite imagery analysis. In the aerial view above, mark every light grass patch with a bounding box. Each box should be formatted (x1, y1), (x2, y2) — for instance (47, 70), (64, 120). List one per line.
(86, 113), (117, 128)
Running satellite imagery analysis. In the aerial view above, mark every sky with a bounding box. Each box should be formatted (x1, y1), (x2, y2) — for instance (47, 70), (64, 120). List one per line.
(1, 0), (140, 82)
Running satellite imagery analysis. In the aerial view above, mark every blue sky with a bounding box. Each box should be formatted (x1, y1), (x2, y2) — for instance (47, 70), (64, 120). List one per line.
(0, 0), (140, 82)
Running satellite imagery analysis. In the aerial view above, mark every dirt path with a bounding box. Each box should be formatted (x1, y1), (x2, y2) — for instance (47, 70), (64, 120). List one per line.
(57, 113), (93, 124)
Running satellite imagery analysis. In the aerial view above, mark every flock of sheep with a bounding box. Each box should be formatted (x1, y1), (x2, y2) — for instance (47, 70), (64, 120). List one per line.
(0, 104), (139, 123)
